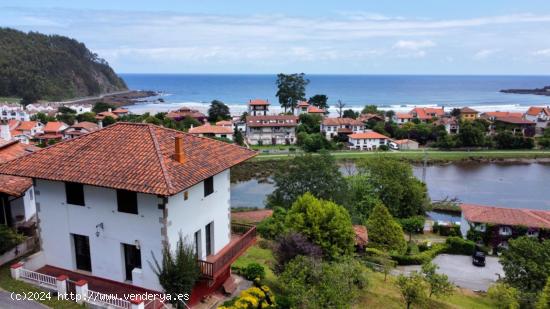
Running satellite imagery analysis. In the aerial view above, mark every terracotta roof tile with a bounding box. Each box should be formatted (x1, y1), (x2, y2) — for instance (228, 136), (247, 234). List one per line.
(411, 107), (444, 119)
(215, 120), (233, 127)
(460, 107), (478, 113)
(349, 132), (389, 139)
(481, 111), (523, 119)
(526, 106), (550, 116)
(0, 123), (257, 196)
(0, 141), (39, 164)
(461, 204), (550, 229)
(0, 174), (32, 196)
(70, 122), (101, 131)
(395, 113), (413, 119)
(16, 121), (39, 131)
(322, 117), (364, 126)
(248, 99), (270, 106)
(43, 122), (67, 133)
(495, 116), (534, 125)
(307, 105), (326, 113)
(189, 124), (233, 134)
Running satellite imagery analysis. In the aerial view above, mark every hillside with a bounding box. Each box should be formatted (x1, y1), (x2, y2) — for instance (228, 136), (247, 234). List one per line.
(0, 28), (127, 103)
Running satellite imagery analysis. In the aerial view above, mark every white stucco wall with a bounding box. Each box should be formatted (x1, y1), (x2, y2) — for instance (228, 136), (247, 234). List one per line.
(35, 179), (164, 291)
(10, 187), (36, 222)
(165, 170), (231, 260)
(349, 138), (387, 150)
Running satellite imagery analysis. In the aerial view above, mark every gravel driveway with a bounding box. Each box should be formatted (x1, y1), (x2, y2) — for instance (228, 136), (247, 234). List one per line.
(396, 254), (504, 291)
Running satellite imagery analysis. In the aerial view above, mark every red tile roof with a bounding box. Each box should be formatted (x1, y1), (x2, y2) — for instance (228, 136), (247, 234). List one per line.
(43, 122), (67, 133)
(0, 141), (39, 164)
(95, 111), (119, 120)
(215, 120), (233, 127)
(349, 132), (389, 139)
(16, 121), (39, 131)
(393, 139), (417, 145)
(481, 111), (523, 119)
(246, 115), (298, 127)
(189, 123), (233, 134)
(112, 108), (129, 114)
(526, 107), (550, 116)
(0, 123), (257, 196)
(248, 99), (269, 106)
(460, 107), (478, 113)
(395, 112), (413, 119)
(411, 107), (444, 119)
(307, 105), (326, 113)
(70, 121), (101, 131)
(0, 141), (38, 196)
(359, 113), (384, 122)
(322, 117), (364, 126)
(461, 204), (550, 229)
(297, 101), (309, 107)
(495, 116), (535, 125)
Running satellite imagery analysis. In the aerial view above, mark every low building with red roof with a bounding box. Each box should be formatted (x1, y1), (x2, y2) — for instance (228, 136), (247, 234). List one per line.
(461, 203), (550, 251)
(63, 121), (101, 139)
(348, 131), (390, 150)
(435, 116), (460, 134)
(524, 106), (550, 134)
(410, 107), (444, 121)
(391, 139), (419, 150)
(246, 115), (298, 145)
(296, 101), (326, 116)
(165, 107), (207, 123)
(321, 117), (365, 140)
(480, 111), (523, 121)
(189, 123), (234, 141)
(1, 122), (257, 304)
(35, 121), (69, 144)
(459, 107), (479, 121)
(493, 116), (536, 137)
(392, 112), (414, 125)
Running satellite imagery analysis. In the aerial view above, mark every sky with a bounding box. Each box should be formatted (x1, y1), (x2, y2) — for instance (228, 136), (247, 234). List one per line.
(3, 0), (550, 74)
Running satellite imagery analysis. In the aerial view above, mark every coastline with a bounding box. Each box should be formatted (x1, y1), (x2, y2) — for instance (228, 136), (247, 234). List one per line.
(48, 90), (158, 108)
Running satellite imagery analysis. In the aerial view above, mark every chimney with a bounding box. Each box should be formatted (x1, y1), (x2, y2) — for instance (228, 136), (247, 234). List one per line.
(97, 120), (103, 129)
(108, 108), (112, 113)
(0, 119), (11, 141)
(174, 136), (186, 164)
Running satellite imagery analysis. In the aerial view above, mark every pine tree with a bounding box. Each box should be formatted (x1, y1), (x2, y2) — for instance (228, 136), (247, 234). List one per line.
(366, 202), (407, 254)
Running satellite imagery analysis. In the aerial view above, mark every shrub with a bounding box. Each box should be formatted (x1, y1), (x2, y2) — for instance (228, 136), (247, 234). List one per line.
(219, 285), (276, 309)
(257, 207), (288, 240)
(391, 243), (447, 265)
(242, 263), (266, 281)
(438, 224), (461, 237)
(444, 237), (476, 255)
(0, 225), (25, 254)
(273, 232), (323, 274)
(366, 203), (407, 254)
(488, 283), (520, 309)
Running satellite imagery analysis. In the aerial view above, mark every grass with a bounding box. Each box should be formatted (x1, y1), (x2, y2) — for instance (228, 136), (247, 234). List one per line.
(0, 97), (21, 104)
(253, 149), (550, 162)
(410, 232), (449, 244)
(235, 244), (496, 309)
(0, 262), (83, 308)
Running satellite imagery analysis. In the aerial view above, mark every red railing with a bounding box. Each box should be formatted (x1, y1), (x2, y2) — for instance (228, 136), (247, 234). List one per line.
(198, 223), (256, 280)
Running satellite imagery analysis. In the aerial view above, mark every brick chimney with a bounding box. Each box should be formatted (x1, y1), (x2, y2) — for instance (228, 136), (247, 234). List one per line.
(174, 136), (186, 164)
(0, 119), (11, 141)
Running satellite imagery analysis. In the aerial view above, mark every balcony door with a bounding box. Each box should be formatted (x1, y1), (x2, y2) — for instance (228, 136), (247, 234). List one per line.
(123, 243), (142, 281)
(72, 234), (92, 272)
(205, 222), (214, 256)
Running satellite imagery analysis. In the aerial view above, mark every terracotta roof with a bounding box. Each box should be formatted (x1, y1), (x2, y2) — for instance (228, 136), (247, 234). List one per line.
(95, 111), (119, 120)
(166, 108), (206, 120)
(435, 117), (459, 125)
(322, 117), (364, 126)
(189, 124), (233, 135)
(0, 123), (257, 196)
(395, 113), (413, 119)
(495, 117), (535, 125)
(246, 115), (298, 127)
(0, 141), (39, 164)
(0, 140), (38, 196)
(410, 107), (444, 119)
(526, 107), (550, 116)
(112, 108), (129, 114)
(70, 122), (101, 131)
(461, 204), (550, 229)
(460, 107), (478, 113)
(359, 113), (384, 122)
(394, 139), (417, 145)
(7, 120), (19, 130)
(43, 122), (67, 133)
(16, 121), (39, 131)
(353, 225), (368, 246)
(215, 120), (233, 127)
(297, 101), (309, 107)
(481, 111), (523, 119)
(248, 99), (269, 106)
(337, 128), (353, 133)
(307, 105), (326, 113)
(349, 132), (389, 139)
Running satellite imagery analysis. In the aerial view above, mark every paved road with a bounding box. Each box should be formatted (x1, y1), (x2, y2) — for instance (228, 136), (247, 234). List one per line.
(397, 254), (504, 291)
(0, 290), (47, 309)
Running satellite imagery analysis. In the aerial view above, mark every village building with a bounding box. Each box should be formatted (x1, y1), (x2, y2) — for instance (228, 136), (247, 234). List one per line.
(189, 123), (234, 141)
(392, 139), (419, 150)
(410, 107), (445, 122)
(9, 121), (44, 144)
(248, 99), (270, 116)
(64, 104), (93, 114)
(63, 122), (101, 139)
(215, 120), (233, 127)
(493, 116), (536, 137)
(166, 107), (207, 123)
(35, 121), (69, 144)
(359, 113), (385, 123)
(459, 107), (479, 121)
(95, 109), (119, 121)
(435, 117), (460, 134)
(25, 103), (57, 115)
(1, 123), (257, 305)
(231, 116), (246, 132)
(461, 204), (550, 252)
(1, 104), (31, 121)
(321, 117), (365, 140)
(480, 111), (523, 122)
(246, 115), (298, 145)
(296, 101), (326, 116)
(524, 106), (550, 134)
(112, 108), (130, 117)
(392, 112), (413, 125)
(348, 131), (390, 151)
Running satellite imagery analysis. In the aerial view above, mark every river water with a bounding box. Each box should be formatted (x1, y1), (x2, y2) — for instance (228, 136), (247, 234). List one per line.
(230, 162), (550, 220)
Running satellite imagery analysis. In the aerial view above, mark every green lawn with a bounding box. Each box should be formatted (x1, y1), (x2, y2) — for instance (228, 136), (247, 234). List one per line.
(254, 149), (550, 162)
(0, 263), (83, 308)
(235, 244), (496, 309)
(0, 97), (22, 104)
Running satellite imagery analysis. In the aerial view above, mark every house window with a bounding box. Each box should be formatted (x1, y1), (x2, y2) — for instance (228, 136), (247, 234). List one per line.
(184, 191), (189, 200)
(474, 223), (486, 232)
(65, 182), (85, 206)
(117, 190), (138, 214)
(499, 226), (512, 236)
(527, 229), (539, 238)
(204, 176), (214, 197)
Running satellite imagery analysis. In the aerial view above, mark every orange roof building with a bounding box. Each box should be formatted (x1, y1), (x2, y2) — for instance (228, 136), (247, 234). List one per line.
(348, 131), (390, 150)
(189, 123), (234, 140)
(410, 107), (444, 121)
(248, 99), (270, 116)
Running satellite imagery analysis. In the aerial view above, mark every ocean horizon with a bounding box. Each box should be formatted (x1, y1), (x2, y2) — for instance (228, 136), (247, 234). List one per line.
(120, 74), (550, 116)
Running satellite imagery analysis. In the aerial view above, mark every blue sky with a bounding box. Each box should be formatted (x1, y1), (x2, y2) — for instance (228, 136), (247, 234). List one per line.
(3, 0), (550, 74)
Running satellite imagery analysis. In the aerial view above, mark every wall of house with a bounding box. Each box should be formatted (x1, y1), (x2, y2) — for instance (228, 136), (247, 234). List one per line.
(34, 179), (164, 291)
(165, 170), (231, 260)
(10, 187), (36, 222)
(349, 138), (387, 150)
(246, 127), (296, 145)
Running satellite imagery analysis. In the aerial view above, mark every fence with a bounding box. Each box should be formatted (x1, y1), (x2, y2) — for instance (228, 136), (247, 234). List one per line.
(0, 236), (37, 266)
(87, 289), (131, 309)
(19, 268), (57, 289)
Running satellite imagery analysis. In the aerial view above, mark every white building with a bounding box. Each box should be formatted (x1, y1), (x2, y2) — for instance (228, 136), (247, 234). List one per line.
(392, 113), (413, 125)
(246, 115), (298, 145)
(321, 117), (365, 140)
(2, 123), (257, 303)
(524, 106), (550, 134)
(1, 104), (31, 121)
(189, 123), (234, 141)
(248, 99), (270, 116)
(348, 131), (390, 150)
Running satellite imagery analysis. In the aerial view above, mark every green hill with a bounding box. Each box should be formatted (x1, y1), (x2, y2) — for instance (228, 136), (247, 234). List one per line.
(0, 28), (127, 103)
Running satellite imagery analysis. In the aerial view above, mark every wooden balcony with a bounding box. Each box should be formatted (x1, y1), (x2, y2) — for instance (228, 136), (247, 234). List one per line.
(198, 223), (256, 280)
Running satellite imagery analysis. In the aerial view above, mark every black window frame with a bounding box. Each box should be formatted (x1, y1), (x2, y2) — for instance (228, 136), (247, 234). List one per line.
(117, 189), (138, 214)
(65, 182), (85, 206)
(204, 176), (214, 197)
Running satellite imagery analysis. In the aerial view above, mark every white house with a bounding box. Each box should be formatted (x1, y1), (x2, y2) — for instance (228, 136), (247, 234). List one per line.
(392, 113), (413, 125)
(321, 117), (365, 140)
(63, 121), (101, 139)
(189, 123), (234, 141)
(1, 104), (31, 121)
(2, 123), (257, 304)
(246, 115), (298, 145)
(524, 106), (550, 134)
(348, 131), (390, 150)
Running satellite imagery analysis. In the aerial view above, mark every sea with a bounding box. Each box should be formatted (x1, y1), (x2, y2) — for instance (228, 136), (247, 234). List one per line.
(120, 74), (550, 116)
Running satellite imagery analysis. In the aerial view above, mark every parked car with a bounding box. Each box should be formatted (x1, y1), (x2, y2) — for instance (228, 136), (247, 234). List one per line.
(472, 250), (486, 267)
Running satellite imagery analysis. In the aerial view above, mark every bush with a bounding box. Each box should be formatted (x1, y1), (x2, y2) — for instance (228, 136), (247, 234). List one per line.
(438, 224), (461, 237)
(391, 243), (447, 265)
(242, 263), (266, 281)
(0, 225), (25, 254)
(273, 232), (323, 274)
(444, 237), (476, 255)
(219, 285), (276, 309)
(378, 144), (389, 151)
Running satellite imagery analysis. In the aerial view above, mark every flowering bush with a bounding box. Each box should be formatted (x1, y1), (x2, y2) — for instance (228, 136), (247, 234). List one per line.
(219, 285), (276, 309)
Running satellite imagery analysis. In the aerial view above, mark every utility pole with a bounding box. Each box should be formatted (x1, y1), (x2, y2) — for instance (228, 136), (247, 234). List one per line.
(422, 148), (427, 183)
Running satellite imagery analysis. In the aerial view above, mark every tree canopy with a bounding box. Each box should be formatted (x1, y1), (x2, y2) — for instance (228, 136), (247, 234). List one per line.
(308, 94), (329, 110)
(366, 203), (407, 254)
(207, 100), (231, 122)
(275, 73), (309, 112)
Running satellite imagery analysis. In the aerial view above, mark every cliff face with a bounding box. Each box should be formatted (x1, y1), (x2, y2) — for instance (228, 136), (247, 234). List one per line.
(0, 28), (127, 103)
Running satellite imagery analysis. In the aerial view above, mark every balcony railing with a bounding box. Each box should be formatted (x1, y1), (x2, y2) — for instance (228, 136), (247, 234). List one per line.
(198, 223), (256, 280)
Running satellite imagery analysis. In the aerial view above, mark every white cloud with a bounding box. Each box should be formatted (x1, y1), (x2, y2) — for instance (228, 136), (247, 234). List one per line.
(532, 49), (550, 56)
(393, 40), (436, 50)
(473, 49), (500, 60)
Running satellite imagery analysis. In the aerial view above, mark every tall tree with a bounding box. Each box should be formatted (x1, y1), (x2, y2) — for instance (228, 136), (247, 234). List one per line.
(397, 273), (428, 309)
(343, 109), (359, 119)
(366, 202), (407, 254)
(207, 100), (231, 122)
(308, 94), (329, 110)
(421, 262), (454, 298)
(335, 100), (346, 117)
(536, 277), (550, 309)
(488, 283), (520, 309)
(361, 104), (383, 115)
(276, 73), (309, 113)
